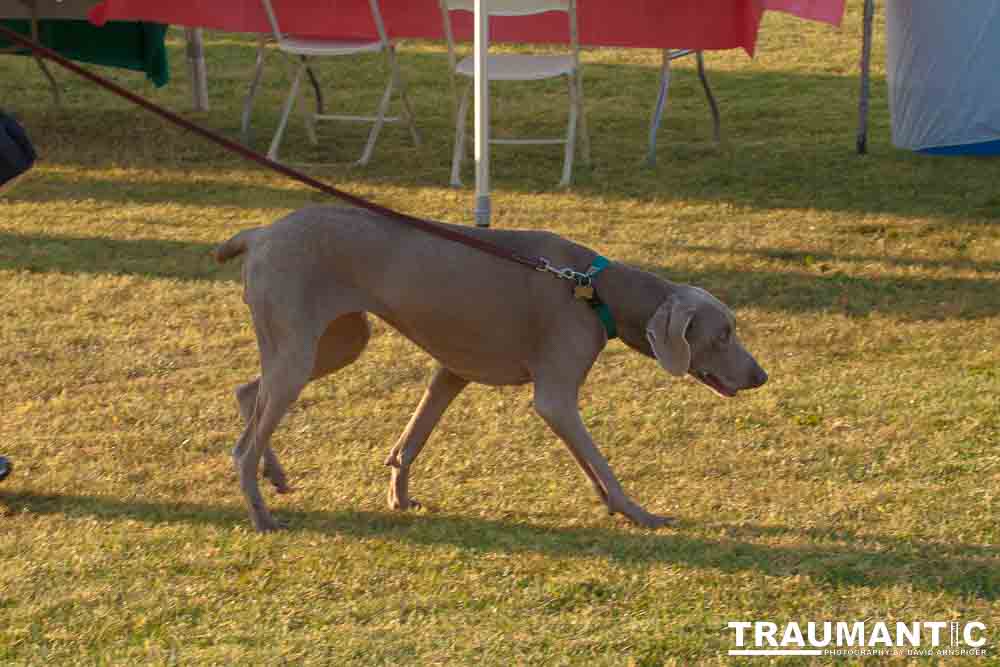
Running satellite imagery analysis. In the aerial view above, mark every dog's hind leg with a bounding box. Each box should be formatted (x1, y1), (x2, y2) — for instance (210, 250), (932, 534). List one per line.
(235, 349), (315, 532)
(310, 312), (371, 381)
(234, 313), (371, 498)
(233, 360), (312, 532)
(385, 365), (468, 510)
(233, 288), (329, 532)
(236, 378), (290, 493)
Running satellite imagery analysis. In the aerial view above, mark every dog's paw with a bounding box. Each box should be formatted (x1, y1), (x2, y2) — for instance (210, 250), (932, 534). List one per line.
(251, 512), (286, 533)
(263, 467), (290, 494)
(615, 505), (676, 529)
(631, 512), (676, 529)
(388, 495), (421, 511)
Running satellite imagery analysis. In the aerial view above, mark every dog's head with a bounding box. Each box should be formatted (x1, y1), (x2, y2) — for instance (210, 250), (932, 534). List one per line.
(644, 286), (767, 397)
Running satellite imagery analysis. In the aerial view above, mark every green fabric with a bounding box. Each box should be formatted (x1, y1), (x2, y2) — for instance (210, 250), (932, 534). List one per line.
(586, 256), (617, 340)
(0, 20), (168, 87)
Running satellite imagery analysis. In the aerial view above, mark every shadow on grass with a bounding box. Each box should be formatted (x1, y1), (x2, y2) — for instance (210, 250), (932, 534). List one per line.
(2, 490), (997, 600)
(2, 230), (997, 320)
(0, 231), (232, 282)
(636, 261), (1000, 321)
(655, 241), (1000, 276)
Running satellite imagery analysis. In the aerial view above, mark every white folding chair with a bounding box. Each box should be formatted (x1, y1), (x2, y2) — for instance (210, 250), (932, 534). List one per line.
(258, 0), (420, 165)
(440, 0), (590, 187)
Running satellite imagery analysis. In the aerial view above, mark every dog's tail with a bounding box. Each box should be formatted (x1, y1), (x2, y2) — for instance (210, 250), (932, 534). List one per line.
(213, 228), (262, 264)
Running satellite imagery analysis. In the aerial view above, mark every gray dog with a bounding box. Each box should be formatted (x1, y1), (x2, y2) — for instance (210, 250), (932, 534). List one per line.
(215, 206), (767, 532)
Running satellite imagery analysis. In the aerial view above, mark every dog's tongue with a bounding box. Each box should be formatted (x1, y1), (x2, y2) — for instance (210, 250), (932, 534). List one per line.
(699, 373), (736, 398)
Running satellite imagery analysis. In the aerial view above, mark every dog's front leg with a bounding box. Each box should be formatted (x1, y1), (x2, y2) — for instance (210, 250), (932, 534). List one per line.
(385, 366), (468, 510)
(533, 381), (673, 529)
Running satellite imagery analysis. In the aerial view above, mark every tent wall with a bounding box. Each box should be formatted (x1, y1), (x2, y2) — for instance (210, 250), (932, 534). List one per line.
(886, 0), (1000, 154)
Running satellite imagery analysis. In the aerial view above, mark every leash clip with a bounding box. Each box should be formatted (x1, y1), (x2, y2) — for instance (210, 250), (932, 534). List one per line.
(537, 256), (592, 284)
(537, 255), (617, 339)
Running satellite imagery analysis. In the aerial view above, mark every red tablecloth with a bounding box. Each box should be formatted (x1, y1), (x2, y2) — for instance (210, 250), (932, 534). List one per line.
(90, 0), (844, 56)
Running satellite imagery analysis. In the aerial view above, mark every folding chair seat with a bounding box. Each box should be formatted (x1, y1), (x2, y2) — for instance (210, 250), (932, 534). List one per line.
(440, 0), (590, 187)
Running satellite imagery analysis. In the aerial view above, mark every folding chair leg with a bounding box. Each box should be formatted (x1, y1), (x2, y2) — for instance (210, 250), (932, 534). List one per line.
(357, 61), (395, 167)
(34, 55), (60, 106)
(299, 58), (318, 146)
(646, 49), (672, 167)
(398, 82), (421, 147)
(575, 69), (590, 166)
(267, 61), (306, 161)
(696, 51), (721, 144)
(400, 86), (421, 147)
(305, 64), (325, 116)
(451, 81), (473, 188)
(241, 36), (268, 145)
(560, 74), (579, 188)
(388, 46), (420, 147)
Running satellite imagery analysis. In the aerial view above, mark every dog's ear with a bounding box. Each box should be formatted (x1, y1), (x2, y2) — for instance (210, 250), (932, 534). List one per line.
(645, 297), (695, 377)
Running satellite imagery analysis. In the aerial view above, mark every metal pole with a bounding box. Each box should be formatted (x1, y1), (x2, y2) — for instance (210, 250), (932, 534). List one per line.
(473, 0), (491, 227)
(185, 28), (209, 112)
(857, 0), (875, 154)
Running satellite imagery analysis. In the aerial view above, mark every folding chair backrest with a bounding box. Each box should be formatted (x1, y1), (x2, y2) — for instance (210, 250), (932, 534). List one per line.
(442, 0), (570, 16)
(260, 0), (390, 44)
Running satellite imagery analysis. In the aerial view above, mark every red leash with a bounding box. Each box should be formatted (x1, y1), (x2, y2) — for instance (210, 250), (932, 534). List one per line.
(0, 24), (546, 271)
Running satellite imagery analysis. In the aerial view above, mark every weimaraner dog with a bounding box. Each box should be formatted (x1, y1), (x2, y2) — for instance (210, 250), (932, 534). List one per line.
(215, 206), (767, 532)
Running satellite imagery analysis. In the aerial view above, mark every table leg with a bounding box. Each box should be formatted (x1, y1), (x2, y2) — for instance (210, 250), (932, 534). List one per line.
(20, 2), (61, 105)
(645, 49), (672, 167)
(32, 55), (60, 106)
(696, 52), (721, 144)
(857, 0), (875, 154)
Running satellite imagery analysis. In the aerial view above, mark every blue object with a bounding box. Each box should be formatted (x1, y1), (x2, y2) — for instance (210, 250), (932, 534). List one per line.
(0, 456), (10, 482)
(0, 111), (35, 186)
(919, 139), (1000, 156)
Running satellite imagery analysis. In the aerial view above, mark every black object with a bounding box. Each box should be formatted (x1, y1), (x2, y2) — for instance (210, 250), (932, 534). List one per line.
(0, 111), (36, 186)
(0, 456), (11, 482)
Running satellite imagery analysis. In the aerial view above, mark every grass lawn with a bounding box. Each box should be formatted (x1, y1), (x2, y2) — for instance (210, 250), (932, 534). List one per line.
(1, 4), (998, 664)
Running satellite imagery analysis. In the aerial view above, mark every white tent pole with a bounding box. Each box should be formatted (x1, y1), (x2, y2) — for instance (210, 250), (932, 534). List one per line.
(473, 0), (491, 227)
(184, 28), (209, 112)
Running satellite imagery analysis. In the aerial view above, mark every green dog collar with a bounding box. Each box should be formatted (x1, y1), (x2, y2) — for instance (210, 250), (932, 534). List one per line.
(582, 256), (617, 340)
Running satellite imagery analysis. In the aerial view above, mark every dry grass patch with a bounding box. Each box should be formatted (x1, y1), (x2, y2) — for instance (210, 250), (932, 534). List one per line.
(1, 4), (998, 664)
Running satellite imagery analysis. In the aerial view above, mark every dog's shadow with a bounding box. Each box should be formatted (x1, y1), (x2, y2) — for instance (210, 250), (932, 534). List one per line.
(2, 489), (997, 600)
